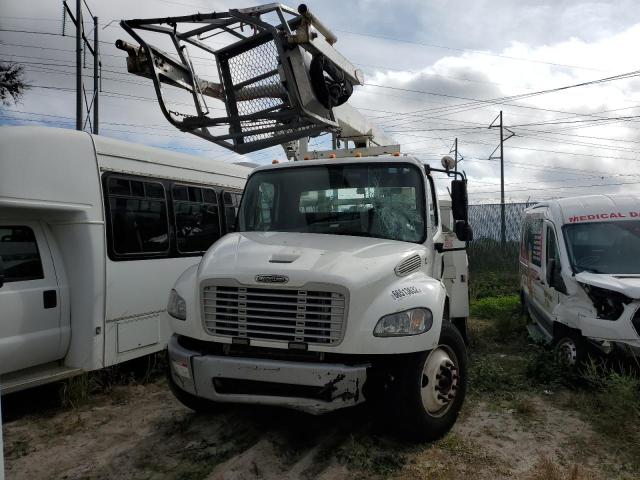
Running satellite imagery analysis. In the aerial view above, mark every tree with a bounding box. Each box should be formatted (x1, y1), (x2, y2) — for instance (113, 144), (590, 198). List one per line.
(0, 62), (29, 106)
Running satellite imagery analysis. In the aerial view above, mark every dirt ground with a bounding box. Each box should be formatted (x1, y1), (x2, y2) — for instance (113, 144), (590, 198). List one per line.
(2, 372), (632, 480)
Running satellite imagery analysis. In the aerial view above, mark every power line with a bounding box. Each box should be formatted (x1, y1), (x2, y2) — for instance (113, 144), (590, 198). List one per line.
(335, 29), (610, 72)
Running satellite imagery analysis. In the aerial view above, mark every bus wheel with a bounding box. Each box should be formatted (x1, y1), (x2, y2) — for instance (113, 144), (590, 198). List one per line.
(394, 323), (468, 442)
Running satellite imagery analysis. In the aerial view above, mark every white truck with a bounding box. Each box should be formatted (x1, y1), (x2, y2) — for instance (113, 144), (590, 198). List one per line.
(117, 3), (474, 440)
(520, 194), (640, 365)
(0, 126), (250, 392)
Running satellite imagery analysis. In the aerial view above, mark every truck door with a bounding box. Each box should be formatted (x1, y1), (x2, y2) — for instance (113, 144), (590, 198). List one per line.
(0, 223), (63, 374)
(541, 222), (565, 324)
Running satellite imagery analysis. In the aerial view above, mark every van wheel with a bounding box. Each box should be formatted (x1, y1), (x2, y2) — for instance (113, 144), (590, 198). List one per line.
(554, 334), (590, 368)
(167, 367), (217, 413)
(394, 323), (468, 442)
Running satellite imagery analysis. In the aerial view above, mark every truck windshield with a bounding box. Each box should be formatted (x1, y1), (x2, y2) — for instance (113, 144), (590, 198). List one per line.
(238, 163), (426, 243)
(564, 220), (640, 274)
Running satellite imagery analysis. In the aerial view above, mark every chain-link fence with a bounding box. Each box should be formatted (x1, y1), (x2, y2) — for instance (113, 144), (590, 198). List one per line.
(467, 202), (536, 298)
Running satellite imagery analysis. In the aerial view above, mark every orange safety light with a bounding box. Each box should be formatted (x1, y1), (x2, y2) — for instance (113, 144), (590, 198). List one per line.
(303, 155), (311, 160)
(329, 153), (336, 159)
(393, 152), (401, 157)
(272, 159), (280, 164)
(355, 152), (362, 157)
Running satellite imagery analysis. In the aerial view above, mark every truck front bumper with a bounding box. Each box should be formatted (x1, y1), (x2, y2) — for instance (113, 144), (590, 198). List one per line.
(168, 335), (369, 415)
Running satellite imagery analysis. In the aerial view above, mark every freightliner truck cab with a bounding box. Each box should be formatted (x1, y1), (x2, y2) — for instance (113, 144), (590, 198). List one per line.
(165, 155), (473, 441)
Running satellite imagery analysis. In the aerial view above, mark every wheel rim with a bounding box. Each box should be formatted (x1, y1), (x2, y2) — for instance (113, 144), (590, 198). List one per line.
(557, 338), (577, 366)
(420, 345), (459, 418)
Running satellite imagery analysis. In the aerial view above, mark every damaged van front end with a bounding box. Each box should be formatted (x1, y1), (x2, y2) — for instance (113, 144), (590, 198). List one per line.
(574, 272), (640, 354)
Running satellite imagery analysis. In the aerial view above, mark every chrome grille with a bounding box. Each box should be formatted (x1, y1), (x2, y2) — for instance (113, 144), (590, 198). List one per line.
(202, 284), (347, 345)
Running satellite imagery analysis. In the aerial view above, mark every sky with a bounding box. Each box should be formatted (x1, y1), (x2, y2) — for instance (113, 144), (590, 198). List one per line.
(2, 0), (640, 203)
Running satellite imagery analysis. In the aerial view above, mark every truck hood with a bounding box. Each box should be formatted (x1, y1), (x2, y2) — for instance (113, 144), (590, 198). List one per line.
(575, 272), (640, 299)
(198, 232), (426, 287)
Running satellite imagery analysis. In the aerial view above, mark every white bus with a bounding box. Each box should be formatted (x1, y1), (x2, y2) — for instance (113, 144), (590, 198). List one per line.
(0, 126), (251, 393)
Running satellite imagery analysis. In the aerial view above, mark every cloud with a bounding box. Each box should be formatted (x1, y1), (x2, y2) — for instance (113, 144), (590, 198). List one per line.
(2, 0), (640, 202)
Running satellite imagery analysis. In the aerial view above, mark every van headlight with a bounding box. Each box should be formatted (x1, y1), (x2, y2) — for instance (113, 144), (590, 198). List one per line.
(374, 308), (433, 337)
(167, 289), (187, 320)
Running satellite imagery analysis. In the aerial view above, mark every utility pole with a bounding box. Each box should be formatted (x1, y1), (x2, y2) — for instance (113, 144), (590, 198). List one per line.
(454, 137), (458, 173)
(93, 14), (99, 134)
(75, 0), (82, 131)
(64, 0), (100, 133)
(489, 111), (514, 246)
(449, 138), (463, 174)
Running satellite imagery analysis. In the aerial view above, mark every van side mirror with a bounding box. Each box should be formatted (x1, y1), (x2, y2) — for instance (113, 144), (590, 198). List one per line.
(546, 258), (556, 285)
(450, 180), (468, 222)
(546, 258), (567, 293)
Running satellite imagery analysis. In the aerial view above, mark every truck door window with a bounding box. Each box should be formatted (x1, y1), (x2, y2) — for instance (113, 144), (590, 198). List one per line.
(253, 183), (275, 230)
(222, 191), (243, 232)
(0, 226), (44, 282)
(107, 176), (169, 256)
(427, 175), (438, 231)
(546, 226), (560, 269)
(173, 185), (221, 253)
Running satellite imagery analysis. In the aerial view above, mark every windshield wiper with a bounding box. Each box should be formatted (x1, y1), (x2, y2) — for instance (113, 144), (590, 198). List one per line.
(332, 231), (374, 238)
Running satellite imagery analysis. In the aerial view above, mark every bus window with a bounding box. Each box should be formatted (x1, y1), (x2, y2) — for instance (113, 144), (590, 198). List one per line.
(106, 176), (169, 257)
(173, 185), (221, 253)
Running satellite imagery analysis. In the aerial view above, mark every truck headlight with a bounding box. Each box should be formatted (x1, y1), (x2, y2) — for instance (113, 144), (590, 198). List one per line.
(374, 308), (433, 337)
(167, 289), (187, 320)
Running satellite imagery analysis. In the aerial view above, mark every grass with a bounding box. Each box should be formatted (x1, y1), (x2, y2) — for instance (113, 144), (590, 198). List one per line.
(525, 457), (597, 480)
(468, 293), (640, 473)
(335, 434), (409, 476)
(57, 351), (167, 409)
(470, 271), (521, 301)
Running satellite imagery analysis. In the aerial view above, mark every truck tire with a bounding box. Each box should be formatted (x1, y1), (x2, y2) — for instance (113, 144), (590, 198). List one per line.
(554, 333), (592, 368)
(166, 366), (217, 413)
(394, 322), (468, 442)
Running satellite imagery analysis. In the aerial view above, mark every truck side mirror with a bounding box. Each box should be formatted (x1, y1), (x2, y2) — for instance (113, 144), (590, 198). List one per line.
(454, 220), (474, 242)
(450, 180), (468, 222)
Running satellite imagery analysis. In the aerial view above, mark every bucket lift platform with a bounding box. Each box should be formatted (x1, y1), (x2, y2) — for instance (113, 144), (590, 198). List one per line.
(117, 3), (395, 157)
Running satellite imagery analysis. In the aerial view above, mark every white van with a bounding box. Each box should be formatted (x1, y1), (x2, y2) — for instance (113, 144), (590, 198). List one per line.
(520, 194), (640, 364)
(0, 126), (251, 392)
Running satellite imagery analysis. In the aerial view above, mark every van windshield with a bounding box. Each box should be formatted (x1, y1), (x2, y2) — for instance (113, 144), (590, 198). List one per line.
(563, 220), (640, 274)
(238, 163), (426, 243)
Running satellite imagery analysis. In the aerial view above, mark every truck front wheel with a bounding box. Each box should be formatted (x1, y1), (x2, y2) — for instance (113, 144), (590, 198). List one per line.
(395, 323), (468, 442)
